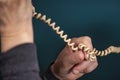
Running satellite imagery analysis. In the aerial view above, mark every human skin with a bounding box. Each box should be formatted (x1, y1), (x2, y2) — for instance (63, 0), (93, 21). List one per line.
(51, 36), (98, 80)
(0, 0), (98, 80)
(0, 0), (33, 52)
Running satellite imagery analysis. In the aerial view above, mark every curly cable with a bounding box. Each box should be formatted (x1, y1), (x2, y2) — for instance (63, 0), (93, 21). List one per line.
(32, 7), (78, 51)
(32, 6), (120, 61)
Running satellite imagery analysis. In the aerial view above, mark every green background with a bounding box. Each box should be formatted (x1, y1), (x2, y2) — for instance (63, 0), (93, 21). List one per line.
(32, 0), (120, 80)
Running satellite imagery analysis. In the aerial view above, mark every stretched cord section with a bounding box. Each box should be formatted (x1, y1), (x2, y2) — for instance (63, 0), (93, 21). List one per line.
(32, 7), (120, 61)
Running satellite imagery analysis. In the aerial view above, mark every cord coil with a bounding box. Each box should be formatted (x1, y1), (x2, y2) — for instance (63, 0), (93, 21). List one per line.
(32, 7), (120, 61)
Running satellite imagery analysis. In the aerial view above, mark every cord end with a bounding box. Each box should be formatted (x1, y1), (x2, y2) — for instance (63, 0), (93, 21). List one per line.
(110, 46), (120, 53)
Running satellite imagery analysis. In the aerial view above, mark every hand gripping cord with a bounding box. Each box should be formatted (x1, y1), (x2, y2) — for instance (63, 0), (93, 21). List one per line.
(32, 7), (120, 61)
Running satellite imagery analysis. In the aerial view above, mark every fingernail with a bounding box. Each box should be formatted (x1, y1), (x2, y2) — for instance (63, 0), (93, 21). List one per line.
(72, 69), (79, 74)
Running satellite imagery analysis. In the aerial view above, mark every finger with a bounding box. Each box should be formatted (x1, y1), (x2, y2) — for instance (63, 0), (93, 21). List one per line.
(71, 36), (93, 49)
(53, 45), (85, 75)
(72, 60), (98, 75)
(77, 36), (93, 60)
(53, 36), (94, 76)
(71, 36), (93, 63)
(58, 46), (85, 68)
(65, 71), (84, 80)
(60, 37), (88, 65)
(71, 36), (93, 60)
(77, 36), (93, 50)
(84, 60), (98, 73)
(72, 60), (91, 75)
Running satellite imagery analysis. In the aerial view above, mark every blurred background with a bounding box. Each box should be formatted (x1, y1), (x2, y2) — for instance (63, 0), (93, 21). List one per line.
(32, 0), (120, 80)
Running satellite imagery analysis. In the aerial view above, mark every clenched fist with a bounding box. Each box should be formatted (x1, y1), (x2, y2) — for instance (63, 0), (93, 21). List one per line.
(51, 36), (98, 80)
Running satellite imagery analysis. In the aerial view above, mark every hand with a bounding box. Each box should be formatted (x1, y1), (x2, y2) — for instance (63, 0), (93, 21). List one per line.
(0, 0), (32, 36)
(0, 0), (33, 52)
(51, 36), (98, 80)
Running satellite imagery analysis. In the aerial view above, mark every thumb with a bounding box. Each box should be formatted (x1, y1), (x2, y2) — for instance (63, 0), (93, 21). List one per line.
(72, 61), (90, 75)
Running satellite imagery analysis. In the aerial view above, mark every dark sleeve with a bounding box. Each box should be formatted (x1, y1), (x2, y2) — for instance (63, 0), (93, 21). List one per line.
(0, 43), (59, 80)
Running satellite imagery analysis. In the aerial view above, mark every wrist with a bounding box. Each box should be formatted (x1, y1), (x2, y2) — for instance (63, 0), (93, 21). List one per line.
(1, 33), (33, 53)
(1, 24), (34, 53)
(51, 64), (64, 80)
(1, 22), (33, 37)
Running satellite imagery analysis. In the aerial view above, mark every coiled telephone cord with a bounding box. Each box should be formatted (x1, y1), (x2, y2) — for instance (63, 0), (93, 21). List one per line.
(32, 7), (120, 61)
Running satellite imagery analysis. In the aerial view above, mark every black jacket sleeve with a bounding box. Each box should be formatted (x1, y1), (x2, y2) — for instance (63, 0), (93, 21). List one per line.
(0, 43), (59, 80)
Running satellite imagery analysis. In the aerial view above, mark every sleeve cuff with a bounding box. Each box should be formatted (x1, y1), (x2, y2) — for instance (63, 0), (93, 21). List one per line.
(41, 62), (59, 80)
(0, 43), (40, 78)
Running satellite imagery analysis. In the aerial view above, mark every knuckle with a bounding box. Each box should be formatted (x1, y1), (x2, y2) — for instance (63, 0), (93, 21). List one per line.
(71, 37), (77, 41)
(71, 36), (92, 42)
(71, 37), (79, 44)
(81, 36), (91, 41)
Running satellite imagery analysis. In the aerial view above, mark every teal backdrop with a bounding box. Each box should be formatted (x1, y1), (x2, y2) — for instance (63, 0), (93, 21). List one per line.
(32, 0), (120, 80)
